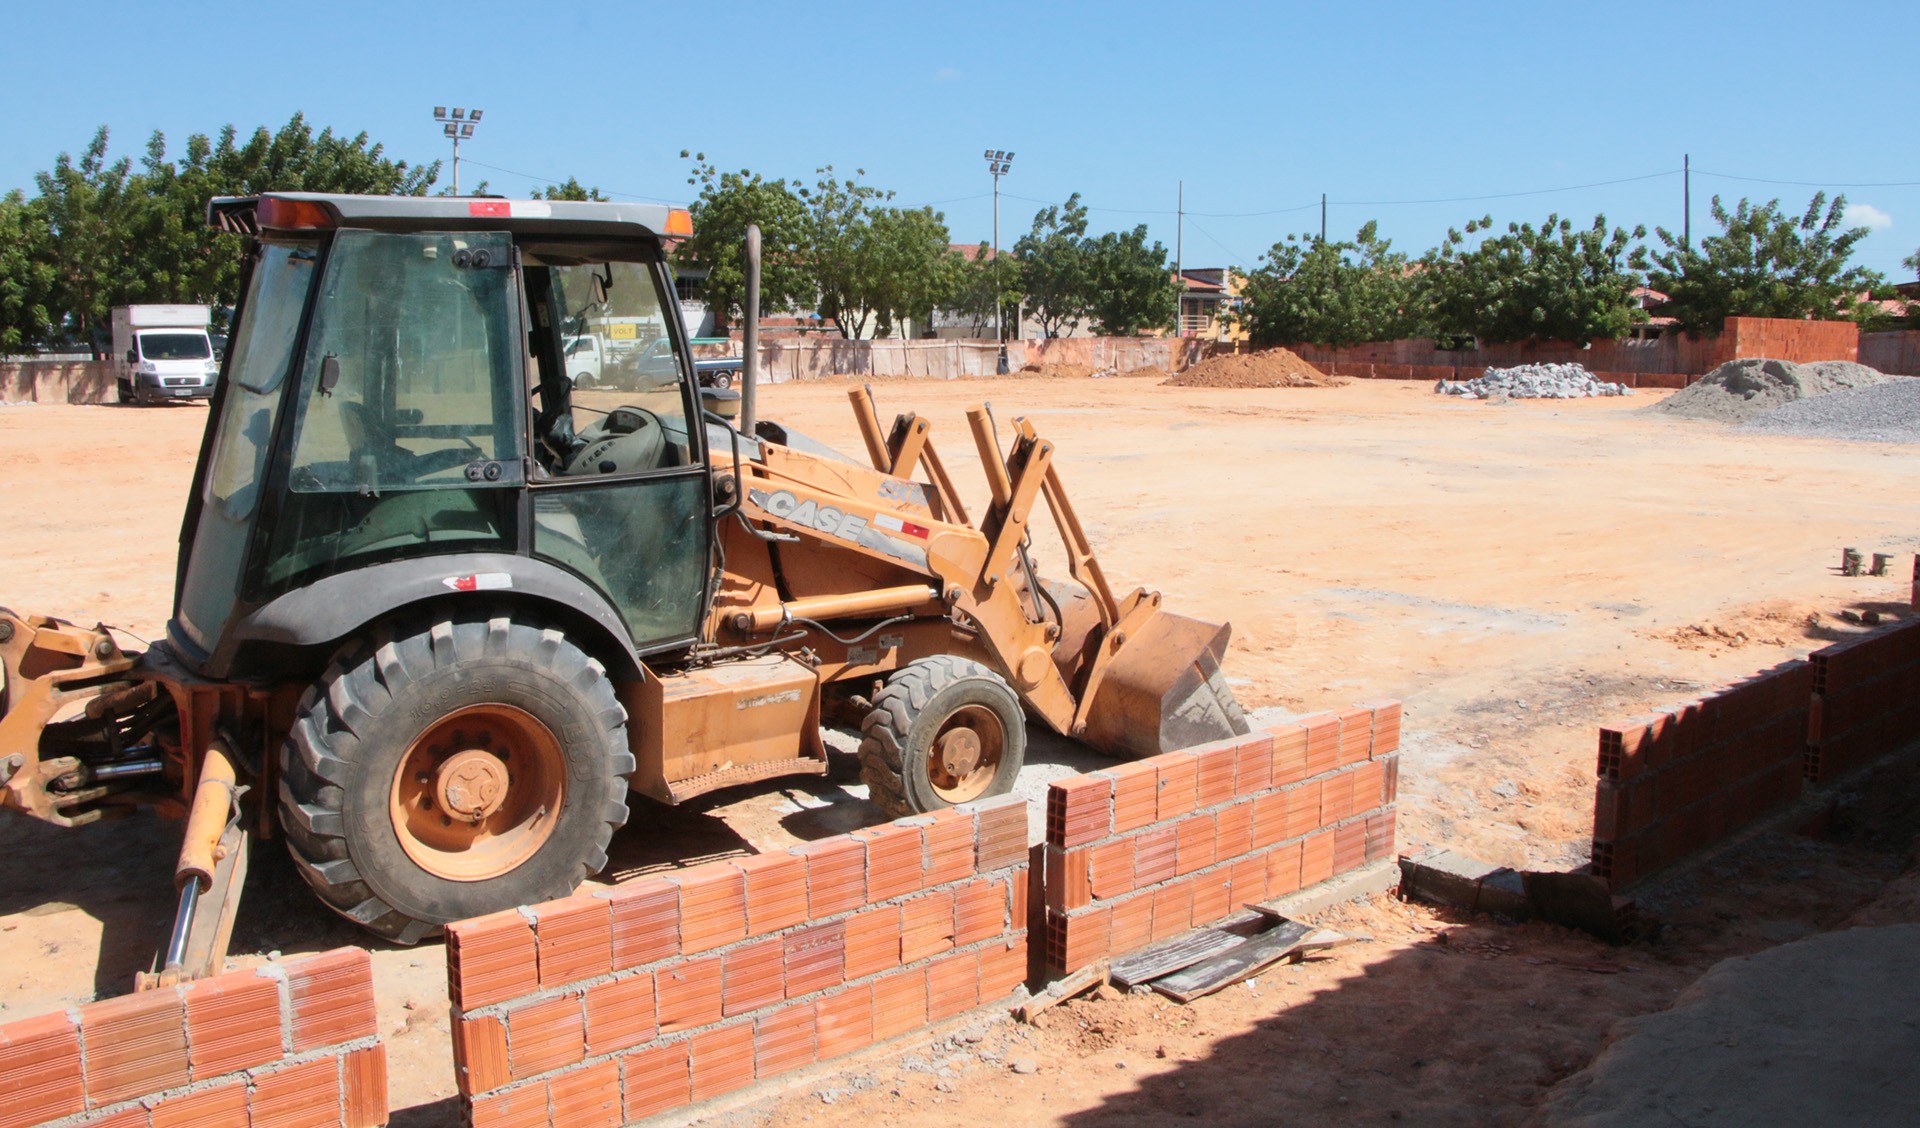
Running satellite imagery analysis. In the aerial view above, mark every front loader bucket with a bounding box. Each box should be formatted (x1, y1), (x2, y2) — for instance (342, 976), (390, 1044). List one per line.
(1045, 584), (1250, 760)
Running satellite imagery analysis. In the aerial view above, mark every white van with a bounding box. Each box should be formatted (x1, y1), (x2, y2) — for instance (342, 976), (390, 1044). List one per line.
(563, 335), (606, 387)
(112, 305), (218, 405)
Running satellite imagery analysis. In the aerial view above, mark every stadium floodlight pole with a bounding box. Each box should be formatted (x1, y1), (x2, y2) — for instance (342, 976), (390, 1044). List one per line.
(433, 107), (484, 196)
(984, 149), (1015, 371)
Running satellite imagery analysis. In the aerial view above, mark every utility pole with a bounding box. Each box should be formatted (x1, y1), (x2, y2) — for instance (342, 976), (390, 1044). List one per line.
(1683, 153), (1691, 246)
(433, 107), (483, 195)
(984, 150), (1014, 371)
(1176, 181), (1184, 335)
(1320, 193), (1327, 243)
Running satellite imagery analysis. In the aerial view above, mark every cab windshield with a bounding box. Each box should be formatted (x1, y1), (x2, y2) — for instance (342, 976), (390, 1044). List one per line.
(139, 332), (212, 360)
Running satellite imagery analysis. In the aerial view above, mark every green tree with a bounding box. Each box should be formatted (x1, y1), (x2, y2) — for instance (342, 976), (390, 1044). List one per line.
(950, 243), (1023, 337)
(0, 191), (56, 353)
(1239, 221), (1418, 347)
(1083, 225), (1179, 336)
(800, 166), (891, 339)
(675, 152), (809, 333)
(1014, 194), (1093, 338)
(1636, 193), (1878, 334)
(539, 178), (606, 201)
(1418, 213), (1645, 344)
(1903, 246), (1920, 282)
(862, 205), (964, 338)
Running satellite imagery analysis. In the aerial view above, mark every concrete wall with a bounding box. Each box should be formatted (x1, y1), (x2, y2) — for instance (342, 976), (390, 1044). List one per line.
(0, 361), (118, 404)
(1860, 330), (1920, 376)
(743, 337), (1204, 382)
(0, 949), (386, 1128)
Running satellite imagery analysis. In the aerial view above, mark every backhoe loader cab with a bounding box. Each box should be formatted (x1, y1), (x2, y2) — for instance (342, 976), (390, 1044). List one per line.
(0, 192), (1246, 973)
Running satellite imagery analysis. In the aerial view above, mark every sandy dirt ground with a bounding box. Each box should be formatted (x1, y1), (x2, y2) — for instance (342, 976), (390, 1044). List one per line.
(1, 377), (1916, 1125)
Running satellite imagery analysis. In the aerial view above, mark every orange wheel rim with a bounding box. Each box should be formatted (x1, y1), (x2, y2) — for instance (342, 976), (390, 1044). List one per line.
(389, 704), (566, 882)
(928, 704), (1004, 804)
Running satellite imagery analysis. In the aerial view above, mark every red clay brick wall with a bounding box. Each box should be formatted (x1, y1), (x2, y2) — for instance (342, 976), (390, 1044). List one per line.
(1040, 706), (1400, 977)
(445, 794), (1029, 1126)
(1589, 662), (1813, 889)
(1720, 317), (1858, 366)
(1806, 619), (1920, 784)
(0, 948), (385, 1128)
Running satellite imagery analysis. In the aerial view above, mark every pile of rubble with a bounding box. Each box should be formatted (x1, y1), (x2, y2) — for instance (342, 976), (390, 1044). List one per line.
(1435, 363), (1634, 400)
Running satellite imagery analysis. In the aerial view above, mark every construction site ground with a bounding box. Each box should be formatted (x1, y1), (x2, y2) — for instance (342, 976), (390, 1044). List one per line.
(2, 376), (1916, 1126)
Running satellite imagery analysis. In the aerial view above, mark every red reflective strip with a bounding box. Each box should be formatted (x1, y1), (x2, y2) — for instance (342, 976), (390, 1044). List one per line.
(900, 520), (930, 539)
(451, 575), (478, 591)
(467, 201), (511, 217)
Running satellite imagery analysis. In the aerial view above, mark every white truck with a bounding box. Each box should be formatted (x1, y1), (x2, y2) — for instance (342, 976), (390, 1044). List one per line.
(111, 305), (219, 405)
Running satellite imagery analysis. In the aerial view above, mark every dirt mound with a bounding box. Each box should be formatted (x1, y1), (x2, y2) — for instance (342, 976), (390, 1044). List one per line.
(1164, 348), (1334, 389)
(1115, 365), (1170, 380)
(1653, 357), (1892, 423)
(1019, 362), (1098, 380)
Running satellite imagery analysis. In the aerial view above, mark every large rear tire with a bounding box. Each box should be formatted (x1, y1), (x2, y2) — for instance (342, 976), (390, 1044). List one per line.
(858, 656), (1026, 819)
(278, 616), (633, 943)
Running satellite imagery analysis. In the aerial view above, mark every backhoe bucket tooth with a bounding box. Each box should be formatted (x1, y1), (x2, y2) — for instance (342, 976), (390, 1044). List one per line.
(1043, 579), (1248, 760)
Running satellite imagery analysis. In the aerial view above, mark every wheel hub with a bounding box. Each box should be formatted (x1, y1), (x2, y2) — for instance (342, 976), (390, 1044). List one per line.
(436, 749), (509, 823)
(936, 728), (983, 779)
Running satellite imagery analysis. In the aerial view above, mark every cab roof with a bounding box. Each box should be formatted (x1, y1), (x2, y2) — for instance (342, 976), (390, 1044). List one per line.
(207, 192), (690, 240)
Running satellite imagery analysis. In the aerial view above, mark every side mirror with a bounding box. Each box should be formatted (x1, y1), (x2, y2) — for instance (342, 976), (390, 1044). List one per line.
(318, 353), (341, 396)
(125, 348), (136, 363)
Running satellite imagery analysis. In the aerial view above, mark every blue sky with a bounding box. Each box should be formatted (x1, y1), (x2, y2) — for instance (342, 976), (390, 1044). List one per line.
(6, 0), (1917, 277)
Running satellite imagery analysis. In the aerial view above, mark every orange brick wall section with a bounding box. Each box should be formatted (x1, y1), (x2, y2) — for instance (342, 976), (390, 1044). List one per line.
(1040, 705), (1401, 978)
(0, 948), (385, 1128)
(446, 793), (1029, 1126)
(1590, 619), (1920, 890)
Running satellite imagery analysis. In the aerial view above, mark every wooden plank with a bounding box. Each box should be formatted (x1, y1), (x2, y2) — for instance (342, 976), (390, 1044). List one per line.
(1152, 920), (1313, 1003)
(1014, 959), (1108, 1023)
(1108, 912), (1266, 989)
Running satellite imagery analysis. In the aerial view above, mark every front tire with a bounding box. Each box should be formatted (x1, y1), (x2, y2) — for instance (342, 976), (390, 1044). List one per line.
(858, 656), (1026, 819)
(278, 616), (633, 943)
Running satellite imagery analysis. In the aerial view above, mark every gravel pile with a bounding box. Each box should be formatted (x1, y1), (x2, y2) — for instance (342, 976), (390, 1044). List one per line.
(1435, 363), (1633, 399)
(1738, 376), (1920, 443)
(1652, 358), (1891, 423)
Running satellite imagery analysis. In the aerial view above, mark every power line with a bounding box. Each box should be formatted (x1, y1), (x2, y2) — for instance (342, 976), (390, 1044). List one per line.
(456, 158), (683, 204)
(1184, 219), (1251, 267)
(1692, 168), (1920, 189)
(1333, 168), (1680, 207)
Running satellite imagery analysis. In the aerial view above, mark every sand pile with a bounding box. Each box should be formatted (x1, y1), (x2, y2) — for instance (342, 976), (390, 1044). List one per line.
(1162, 348), (1333, 389)
(1653, 358), (1891, 423)
(1739, 376), (1920, 443)
(1020, 362), (1098, 379)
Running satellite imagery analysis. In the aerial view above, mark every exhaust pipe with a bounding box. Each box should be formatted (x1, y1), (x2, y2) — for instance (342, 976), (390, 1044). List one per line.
(740, 223), (760, 438)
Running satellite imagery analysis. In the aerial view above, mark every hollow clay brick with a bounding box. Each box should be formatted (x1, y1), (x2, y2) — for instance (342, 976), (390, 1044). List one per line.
(1233, 731), (1276, 795)
(1214, 799), (1255, 862)
(1046, 775), (1113, 848)
(900, 889), (958, 964)
(0, 1011), (85, 1128)
(286, 947), (377, 1052)
(467, 1081), (549, 1128)
(1266, 840), (1304, 897)
(1333, 820), (1368, 875)
(1155, 751), (1200, 823)
(447, 909), (539, 1011)
(1104, 761), (1160, 835)
(922, 807), (978, 887)
(1302, 715), (1342, 776)
(870, 968), (929, 1042)
(980, 937), (1028, 1000)
(1282, 780), (1324, 840)
(151, 1078), (248, 1128)
(856, 822), (927, 903)
(670, 864), (748, 954)
(620, 1041), (689, 1122)
(1230, 854), (1268, 907)
(926, 950), (980, 1021)
(753, 1005), (817, 1078)
(789, 836), (867, 919)
(733, 851), (810, 937)
(599, 877), (680, 971)
(182, 968), (281, 1079)
(655, 956), (724, 1034)
(1108, 891), (1156, 958)
(1190, 870), (1233, 926)
(721, 938), (785, 1017)
(342, 1043), (389, 1128)
(1192, 740), (1239, 810)
(1175, 813), (1218, 875)
(1268, 724), (1309, 787)
(1336, 705), (1375, 765)
(1132, 826), (1178, 888)
(836, 905), (899, 982)
(584, 974), (657, 1056)
(1320, 769), (1356, 826)
(960, 792), (1031, 873)
(1086, 837), (1135, 900)
(529, 896), (613, 990)
(954, 877), (1008, 946)
(454, 1012), (511, 1095)
(814, 982), (875, 1061)
(783, 920), (848, 998)
(546, 1059), (620, 1128)
(1150, 880), (1193, 942)
(1300, 829), (1336, 887)
(688, 1024), (755, 1102)
(1044, 845), (1091, 911)
(80, 986), (190, 1108)
(248, 1055), (340, 1128)
(507, 993), (585, 1080)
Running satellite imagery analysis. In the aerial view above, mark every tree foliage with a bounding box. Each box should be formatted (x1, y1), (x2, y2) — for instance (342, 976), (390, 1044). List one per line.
(675, 152), (811, 332)
(1083, 225), (1179, 336)
(1902, 246), (1920, 283)
(1014, 194), (1092, 338)
(861, 205), (964, 338)
(1418, 213), (1645, 344)
(539, 177), (606, 201)
(1636, 194), (1878, 334)
(1239, 222), (1418, 347)
(949, 243), (1022, 337)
